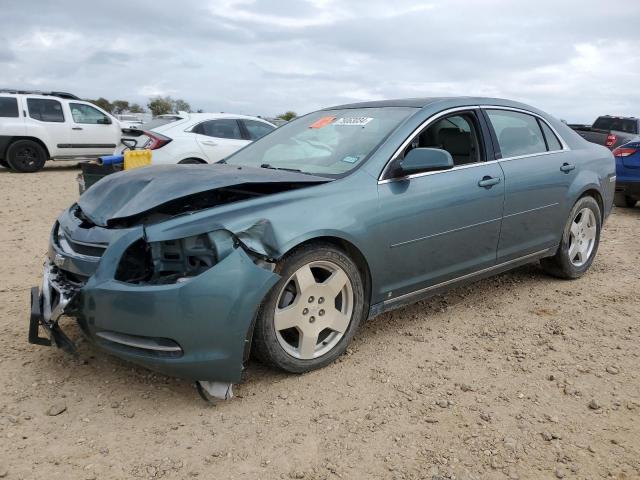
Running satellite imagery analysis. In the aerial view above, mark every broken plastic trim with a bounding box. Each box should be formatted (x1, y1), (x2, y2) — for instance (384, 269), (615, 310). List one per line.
(196, 381), (234, 402)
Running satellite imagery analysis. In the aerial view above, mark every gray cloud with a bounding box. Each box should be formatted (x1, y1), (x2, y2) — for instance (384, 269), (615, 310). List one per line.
(1, 0), (639, 121)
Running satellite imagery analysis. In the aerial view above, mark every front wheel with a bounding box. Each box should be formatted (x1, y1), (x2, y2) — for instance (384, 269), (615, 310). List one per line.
(541, 196), (601, 279)
(252, 244), (365, 373)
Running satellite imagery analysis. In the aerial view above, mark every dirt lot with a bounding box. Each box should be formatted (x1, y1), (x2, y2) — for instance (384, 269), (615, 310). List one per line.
(0, 163), (638, 480)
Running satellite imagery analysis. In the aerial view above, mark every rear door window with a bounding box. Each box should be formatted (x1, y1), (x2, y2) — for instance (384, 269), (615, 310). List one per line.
(194, 119), (243, 139)
(0, 97), (19, 117)
(486, 109), (547, 158)
(27, 98), (65, 122)
(242, 120), (275, 140)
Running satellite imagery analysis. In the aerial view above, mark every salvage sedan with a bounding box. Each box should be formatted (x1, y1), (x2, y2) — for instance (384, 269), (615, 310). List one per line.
(30, 97), (615, 399)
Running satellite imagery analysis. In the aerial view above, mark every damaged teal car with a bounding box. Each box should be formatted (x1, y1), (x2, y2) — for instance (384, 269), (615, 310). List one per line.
(30, 97), (615, 399)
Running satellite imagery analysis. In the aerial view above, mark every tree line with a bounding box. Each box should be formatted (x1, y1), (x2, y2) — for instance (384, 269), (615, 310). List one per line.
(86, 96), (297, 121)
(86, 96), (194, 117)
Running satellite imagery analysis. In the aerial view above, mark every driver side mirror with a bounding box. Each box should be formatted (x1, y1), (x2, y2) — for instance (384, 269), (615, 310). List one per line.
(399, 148), (454, 175)
(98, 117), (112, 125)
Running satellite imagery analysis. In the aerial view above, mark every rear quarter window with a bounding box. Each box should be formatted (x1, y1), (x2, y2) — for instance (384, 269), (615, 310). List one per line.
(0, 97), (19, 117)
(539, 121), (563, 151)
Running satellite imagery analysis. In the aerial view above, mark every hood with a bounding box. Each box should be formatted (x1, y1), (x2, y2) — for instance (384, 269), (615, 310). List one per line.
(78, 164), (329, 227)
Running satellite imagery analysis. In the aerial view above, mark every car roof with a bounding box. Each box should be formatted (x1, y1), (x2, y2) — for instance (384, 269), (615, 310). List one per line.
(0, 89), (80, 100)
(151, 112), (276, 133)
(323, 96), (538, 111)
(178, 112), (274, 122)
(324, 97), (456, 109)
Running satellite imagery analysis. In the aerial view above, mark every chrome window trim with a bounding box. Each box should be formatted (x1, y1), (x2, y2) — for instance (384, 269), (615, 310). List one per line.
(378, 104), (571, 184)
(481, 105), (570, 153)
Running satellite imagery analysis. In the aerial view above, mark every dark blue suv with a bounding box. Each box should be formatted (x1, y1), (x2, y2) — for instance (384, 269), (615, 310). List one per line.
(613, 141), (640, 208)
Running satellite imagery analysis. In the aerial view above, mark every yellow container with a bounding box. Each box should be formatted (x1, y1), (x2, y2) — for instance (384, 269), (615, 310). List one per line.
(124, 149), (152, 170)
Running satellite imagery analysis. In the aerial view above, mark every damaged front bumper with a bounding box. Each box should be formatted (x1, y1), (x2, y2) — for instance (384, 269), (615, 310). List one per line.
(29, 216), (280, 384)
(29, 262), (82, 354)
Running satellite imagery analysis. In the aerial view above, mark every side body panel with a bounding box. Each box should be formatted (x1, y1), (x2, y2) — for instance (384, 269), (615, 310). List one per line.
(376, 163), (504, 298)
(65, 102), (120, 157)
(195, 133), (249, 162)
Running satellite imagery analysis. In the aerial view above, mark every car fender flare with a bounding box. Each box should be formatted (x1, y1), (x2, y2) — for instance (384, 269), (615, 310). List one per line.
(276, 229), (369, 261)
(4, 136), (51, 159)
(567, 170), (605, 219)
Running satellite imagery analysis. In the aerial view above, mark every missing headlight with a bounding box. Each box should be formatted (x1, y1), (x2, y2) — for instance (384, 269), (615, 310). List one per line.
(115, 231), (236, 285)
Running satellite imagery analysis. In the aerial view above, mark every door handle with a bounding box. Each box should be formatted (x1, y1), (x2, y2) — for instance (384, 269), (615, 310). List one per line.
(560, 163), (575, 173)
(72, 127), (83, 131)
(202, 141), (217, 146)
(478, 176), (501, 188)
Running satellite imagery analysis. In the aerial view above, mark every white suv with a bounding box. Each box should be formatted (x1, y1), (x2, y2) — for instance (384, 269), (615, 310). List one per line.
(0, 90), (121, 172)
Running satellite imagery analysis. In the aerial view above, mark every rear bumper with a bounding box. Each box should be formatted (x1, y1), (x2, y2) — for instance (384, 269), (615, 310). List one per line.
(30, 248), (279, 383)
(615, 180), (640, 196)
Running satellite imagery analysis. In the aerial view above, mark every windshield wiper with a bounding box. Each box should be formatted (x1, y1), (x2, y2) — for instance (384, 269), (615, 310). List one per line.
(260, 163), (304, 173)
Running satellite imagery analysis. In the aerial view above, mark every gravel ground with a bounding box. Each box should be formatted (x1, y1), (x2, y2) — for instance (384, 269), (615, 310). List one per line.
(0, 163), (639, 480)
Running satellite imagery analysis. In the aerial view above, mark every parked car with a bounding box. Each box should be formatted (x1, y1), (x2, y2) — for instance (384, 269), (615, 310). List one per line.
(30, 97), (614, 399)
(612, 140), (640, 208)
(0, 90), (121, 172)
(119, 113), (276, 164)
(116, 114), (143, 129)
(570, 115), (640, 150)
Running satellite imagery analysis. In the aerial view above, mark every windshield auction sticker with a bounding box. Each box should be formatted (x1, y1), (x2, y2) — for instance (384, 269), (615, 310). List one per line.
(309, 116), (336, 129)
(334, 117), (373, 126)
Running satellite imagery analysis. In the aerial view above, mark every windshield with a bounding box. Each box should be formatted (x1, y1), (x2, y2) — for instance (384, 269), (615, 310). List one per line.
(225, 107), (416, 176)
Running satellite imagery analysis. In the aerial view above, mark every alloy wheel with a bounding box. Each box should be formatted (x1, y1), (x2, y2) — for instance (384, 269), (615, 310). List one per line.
(568, 208), (596, 267)
(274, 260), (354, 360)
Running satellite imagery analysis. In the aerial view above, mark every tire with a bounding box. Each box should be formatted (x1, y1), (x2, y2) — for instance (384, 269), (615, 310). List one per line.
(178, 158), (206, 164)
(614, 192), (637, 208)
(6, 140), (47, 172)
(540, 196), (601, 279)
(0, 159), (10, 169)
(252, 243), (366, 373)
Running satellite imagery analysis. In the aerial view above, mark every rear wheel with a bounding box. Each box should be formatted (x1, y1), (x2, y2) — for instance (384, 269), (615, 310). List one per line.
(252, 244), (365, 373)
(6, 140), (47, 172)
(541, 196), (601, 279)
(0, 159), (10, 169)
(614, 192), (637, 208)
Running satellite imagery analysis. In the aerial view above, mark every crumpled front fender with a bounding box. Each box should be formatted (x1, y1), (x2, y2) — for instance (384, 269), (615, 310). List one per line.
(78, 246), (280, 382)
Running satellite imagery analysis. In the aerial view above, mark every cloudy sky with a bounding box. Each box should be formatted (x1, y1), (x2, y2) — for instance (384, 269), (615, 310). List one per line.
(1, 0), (639, 122)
